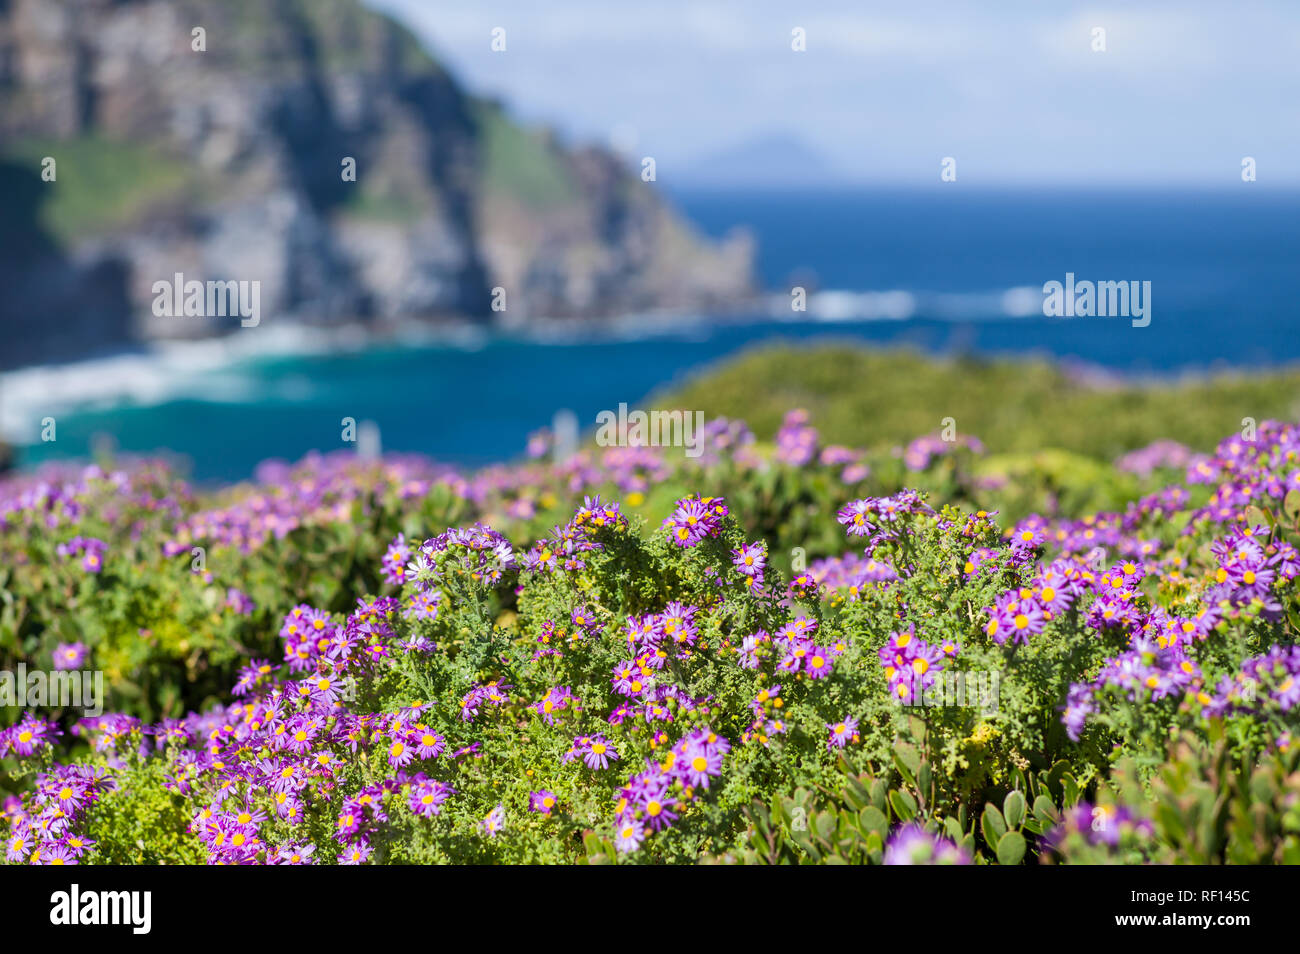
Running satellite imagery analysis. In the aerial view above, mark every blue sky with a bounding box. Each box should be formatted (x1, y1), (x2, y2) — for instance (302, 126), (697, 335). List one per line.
(368, 0), (1300, 186)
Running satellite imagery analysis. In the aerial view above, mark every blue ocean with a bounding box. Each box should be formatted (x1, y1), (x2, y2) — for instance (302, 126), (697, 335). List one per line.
(9, 187), (1299, 481)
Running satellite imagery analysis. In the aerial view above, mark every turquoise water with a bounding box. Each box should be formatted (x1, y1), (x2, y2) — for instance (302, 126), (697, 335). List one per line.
(14, 188), (1300, 481)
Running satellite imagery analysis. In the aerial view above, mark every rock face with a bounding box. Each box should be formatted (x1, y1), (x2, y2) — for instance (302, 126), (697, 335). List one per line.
(0, 0), (754, 369)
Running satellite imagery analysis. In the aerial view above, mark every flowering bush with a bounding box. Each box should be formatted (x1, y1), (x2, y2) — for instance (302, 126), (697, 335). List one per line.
(0, 417), (1142, 720)
(2, 415), (1299, 864)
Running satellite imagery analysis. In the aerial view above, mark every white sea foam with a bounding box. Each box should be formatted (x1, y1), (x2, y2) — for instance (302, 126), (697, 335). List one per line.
(0, 324), (343, 443)
(806, 290), (916, 322)
(0, 291), (1045, 443)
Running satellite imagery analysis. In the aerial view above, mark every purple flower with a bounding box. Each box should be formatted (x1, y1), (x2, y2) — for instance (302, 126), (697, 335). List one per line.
(883, 824), (970, 865)
(224, 587), (255, 616)
(529, 790), (559, 815)
(805, 647), (834, 680)
(53, 642), (88, 671)
(272, 843), (317, 865)
(775, 410), (818, 466)
(338, 841), (372, 865)
(402, 586), (441, 622)
(4, 717), (58, 757)
(731, 542), (767, 580)
(532, 686), (574, 725)
(615, 818), (645, 853)
(677, 739), (723, 789)
(984, 591), (1046, 645)
(662, 496), (727, 548)
(482, 803), (506, 837)
(382, 533), (411, 585)
(837, 499), (876, 537)
(408, 778), (454, 818)
(57, 536), (107, 574)
(582, 736), (619, 770)
(826, 715), (860, 750)
(40, 843), (78, 866)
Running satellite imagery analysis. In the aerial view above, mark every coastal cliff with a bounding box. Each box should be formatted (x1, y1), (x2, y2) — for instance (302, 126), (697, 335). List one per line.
(0, 0), (754, 369)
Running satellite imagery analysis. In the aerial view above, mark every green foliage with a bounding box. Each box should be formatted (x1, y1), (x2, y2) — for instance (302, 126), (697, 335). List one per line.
(80, 749), (205, 865)
(0, 137), (193, 243)
(1046, 733), (1300, 865)
(658, 344), (1300, 460)
(713, 748), (1090, 865)
(474, 102), (578, 208)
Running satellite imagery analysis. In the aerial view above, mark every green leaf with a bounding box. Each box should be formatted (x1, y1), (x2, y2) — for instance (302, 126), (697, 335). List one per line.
(582, 832), (608, 859)
(815, 812), (836, 840)
(1045, 760), (1069, 800)
(1243, 504), (1272, 528)
(859, 806), (889, 836)
(843, 775), (871, 812)
(888, 789), (918, 822)
(982, 804), (1007, 846)
(870, 779), (888, 810)
(1032, 794), (1059, 825)
(1003, 791), (1026, 830)
(1152, 803), (1185, 843)
(893, 746), (920, 788)
(996, 831), (1026, 866)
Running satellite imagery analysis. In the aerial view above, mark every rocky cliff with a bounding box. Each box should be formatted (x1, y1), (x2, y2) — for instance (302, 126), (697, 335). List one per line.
(0, 0), (754, 369)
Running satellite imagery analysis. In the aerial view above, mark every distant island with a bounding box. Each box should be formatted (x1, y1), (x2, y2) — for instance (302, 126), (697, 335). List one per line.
(678, 132), (853, 189)
(0, 0), (756, 370)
